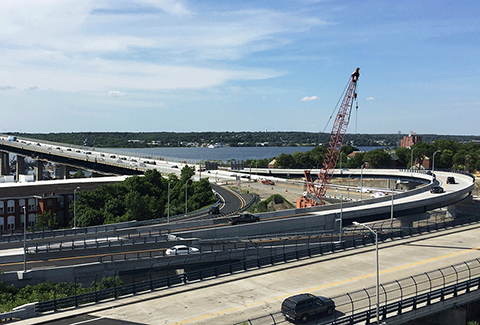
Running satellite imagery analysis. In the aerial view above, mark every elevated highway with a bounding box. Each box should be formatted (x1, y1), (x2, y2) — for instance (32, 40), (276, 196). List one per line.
(12, 221), (480, 325)
(0, 137), (478, 324)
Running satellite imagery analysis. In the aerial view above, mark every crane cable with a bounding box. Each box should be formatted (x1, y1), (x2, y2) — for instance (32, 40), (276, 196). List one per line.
(322, 79), (351, 133)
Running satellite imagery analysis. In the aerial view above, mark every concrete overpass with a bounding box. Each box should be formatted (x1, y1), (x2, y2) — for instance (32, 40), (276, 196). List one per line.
(0, 137), (477, 324)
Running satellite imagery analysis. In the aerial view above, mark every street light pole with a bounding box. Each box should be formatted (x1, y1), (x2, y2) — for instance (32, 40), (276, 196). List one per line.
(185, 180), (188, 215)
(23, 205), (27, 273)
(360, 163), (366, 201)
(338, 192), (343, 242)
(390, 192), (394, 232)
(167, 181), (171, 223)
(432, 150), (440, 172)
(74, 187), (80, 229)
(353, 221), (379, 324)
(410, 147), (416, 169)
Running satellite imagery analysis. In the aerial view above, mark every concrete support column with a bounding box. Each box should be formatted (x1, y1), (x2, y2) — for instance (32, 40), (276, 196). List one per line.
(446, 204), (456, 219)
(0, 152), (9, 175)
(36, 160), (43, 181)
(16, 156), (25, 180)
(400, 218), (413, 228)
(65, 166), (73, 179)
(387, 179), (391, 190)
(58, 165), (66, 179)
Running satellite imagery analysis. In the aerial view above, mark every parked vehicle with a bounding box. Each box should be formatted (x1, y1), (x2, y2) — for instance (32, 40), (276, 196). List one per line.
(229, 213), (260, 225)
(430, 186), (444, 193)
(261, 179), (274, 185)
(281, 293), (335, 323)
(446, 176), (455, 184)
(165, 245), (200, 256)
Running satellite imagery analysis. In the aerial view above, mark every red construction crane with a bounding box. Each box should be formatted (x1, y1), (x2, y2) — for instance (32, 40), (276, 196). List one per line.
(297, 68), (360, 208)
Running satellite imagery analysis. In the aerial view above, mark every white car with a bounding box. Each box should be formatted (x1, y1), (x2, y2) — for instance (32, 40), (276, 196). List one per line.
(165, 245), (200, 256)
(371, 192), (386, 198)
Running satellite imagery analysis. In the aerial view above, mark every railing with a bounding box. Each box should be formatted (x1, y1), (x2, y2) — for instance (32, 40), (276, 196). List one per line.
(0, 188), (254, 245)
(236, 258), (480, 325)
(28, 213), (480, 316)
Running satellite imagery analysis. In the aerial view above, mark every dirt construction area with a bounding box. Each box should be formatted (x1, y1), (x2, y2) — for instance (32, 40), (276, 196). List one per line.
(222, 176), (480, 214)
(222, 177), (395, 207)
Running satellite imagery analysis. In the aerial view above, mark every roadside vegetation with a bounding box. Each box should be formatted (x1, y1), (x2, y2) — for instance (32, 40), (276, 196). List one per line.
(248, 194), (294, 213)
(11, 131), (480, 148)
(262, 140), (480, 173)
(0, 276), (121, 313)
(73, 167), (214, 227)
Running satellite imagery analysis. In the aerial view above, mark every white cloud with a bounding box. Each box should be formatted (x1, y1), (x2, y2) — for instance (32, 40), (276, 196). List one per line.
(366, 97), (375, 101)
(108, 90), (127, 97)
(301, 96), (320, 101)
(140, 0), (191, 16)
(0, 1), (321, 93)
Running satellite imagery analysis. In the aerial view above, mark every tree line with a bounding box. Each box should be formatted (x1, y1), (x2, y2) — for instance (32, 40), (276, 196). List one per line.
(11, 131), (480, 148)
(0, 276), (121, 313)
(254, 140), (479, 173)
(71, 167), (215, 228)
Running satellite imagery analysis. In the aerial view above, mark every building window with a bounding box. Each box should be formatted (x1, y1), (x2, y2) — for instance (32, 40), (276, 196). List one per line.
(28, 214), (36, 228)
(7, 200), (15, 214)
(0, 217), (4, 231)
(7, 216), (15, 230)
(28, 198), (37, 212)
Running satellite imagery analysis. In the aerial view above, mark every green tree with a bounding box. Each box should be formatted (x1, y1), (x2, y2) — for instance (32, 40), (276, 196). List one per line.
(395, 147), (409, 166)
(363, 149), (391, 168)
(71, 170), (86, 178)
(345, 151), (364, 168)
(35, 210), (58, 231)
(292, 151), (311, 168)
(275, 153), (295, 168)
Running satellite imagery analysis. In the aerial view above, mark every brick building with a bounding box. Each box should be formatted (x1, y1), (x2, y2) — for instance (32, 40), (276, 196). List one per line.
(400, 132), (422, 148)
(0, 176), (127, 232)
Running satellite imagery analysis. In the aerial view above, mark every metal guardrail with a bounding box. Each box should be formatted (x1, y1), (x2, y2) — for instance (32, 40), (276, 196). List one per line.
(237, 259), (480, 325)
(0, 187), (252, 246)
(24, 214), (480, 317)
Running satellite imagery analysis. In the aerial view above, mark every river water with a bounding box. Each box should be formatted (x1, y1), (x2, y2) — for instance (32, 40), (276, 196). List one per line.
(102, 146), (384, 164)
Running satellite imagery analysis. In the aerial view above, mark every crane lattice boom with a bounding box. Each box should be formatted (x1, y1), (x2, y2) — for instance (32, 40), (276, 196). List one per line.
(297, 68), (359, 208)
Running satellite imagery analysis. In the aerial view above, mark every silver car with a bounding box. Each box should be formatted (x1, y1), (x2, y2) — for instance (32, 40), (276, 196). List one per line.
(165, 245), (200, 256)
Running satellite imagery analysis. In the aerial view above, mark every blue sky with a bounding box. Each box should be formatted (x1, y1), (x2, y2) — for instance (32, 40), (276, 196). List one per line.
(1, 0), (479, 135)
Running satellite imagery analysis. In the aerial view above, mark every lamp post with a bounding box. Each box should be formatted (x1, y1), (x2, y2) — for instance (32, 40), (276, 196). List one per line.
(410, 147), (416, 170)
(432, 150), (440, 172)
(185, 180), (188, 215)
(74, 187), (80, 229)
(167, 181), (171, 223)
(353, 221), (379, 324)
(335, 191), (343, 242)
(390, 192), (394, 232)
(464, 155), (470, 172)
(23, 205), (27, 273)
(360, 163), (366, 201)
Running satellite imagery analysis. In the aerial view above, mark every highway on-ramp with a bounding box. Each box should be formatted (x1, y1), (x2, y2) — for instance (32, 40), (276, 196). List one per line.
(16, 222), (480, 325)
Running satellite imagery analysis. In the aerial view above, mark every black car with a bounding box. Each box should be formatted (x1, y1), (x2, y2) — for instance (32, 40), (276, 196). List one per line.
(281, 293), (335, 323)
(446, 176), (455, 184)
(229, 213), (260, 225)
(208, 203), (220, 214)
(430, 186), (444, 193)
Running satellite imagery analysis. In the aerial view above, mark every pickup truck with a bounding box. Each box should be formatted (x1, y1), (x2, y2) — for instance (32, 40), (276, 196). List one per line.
(229, 213), (260, 225)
